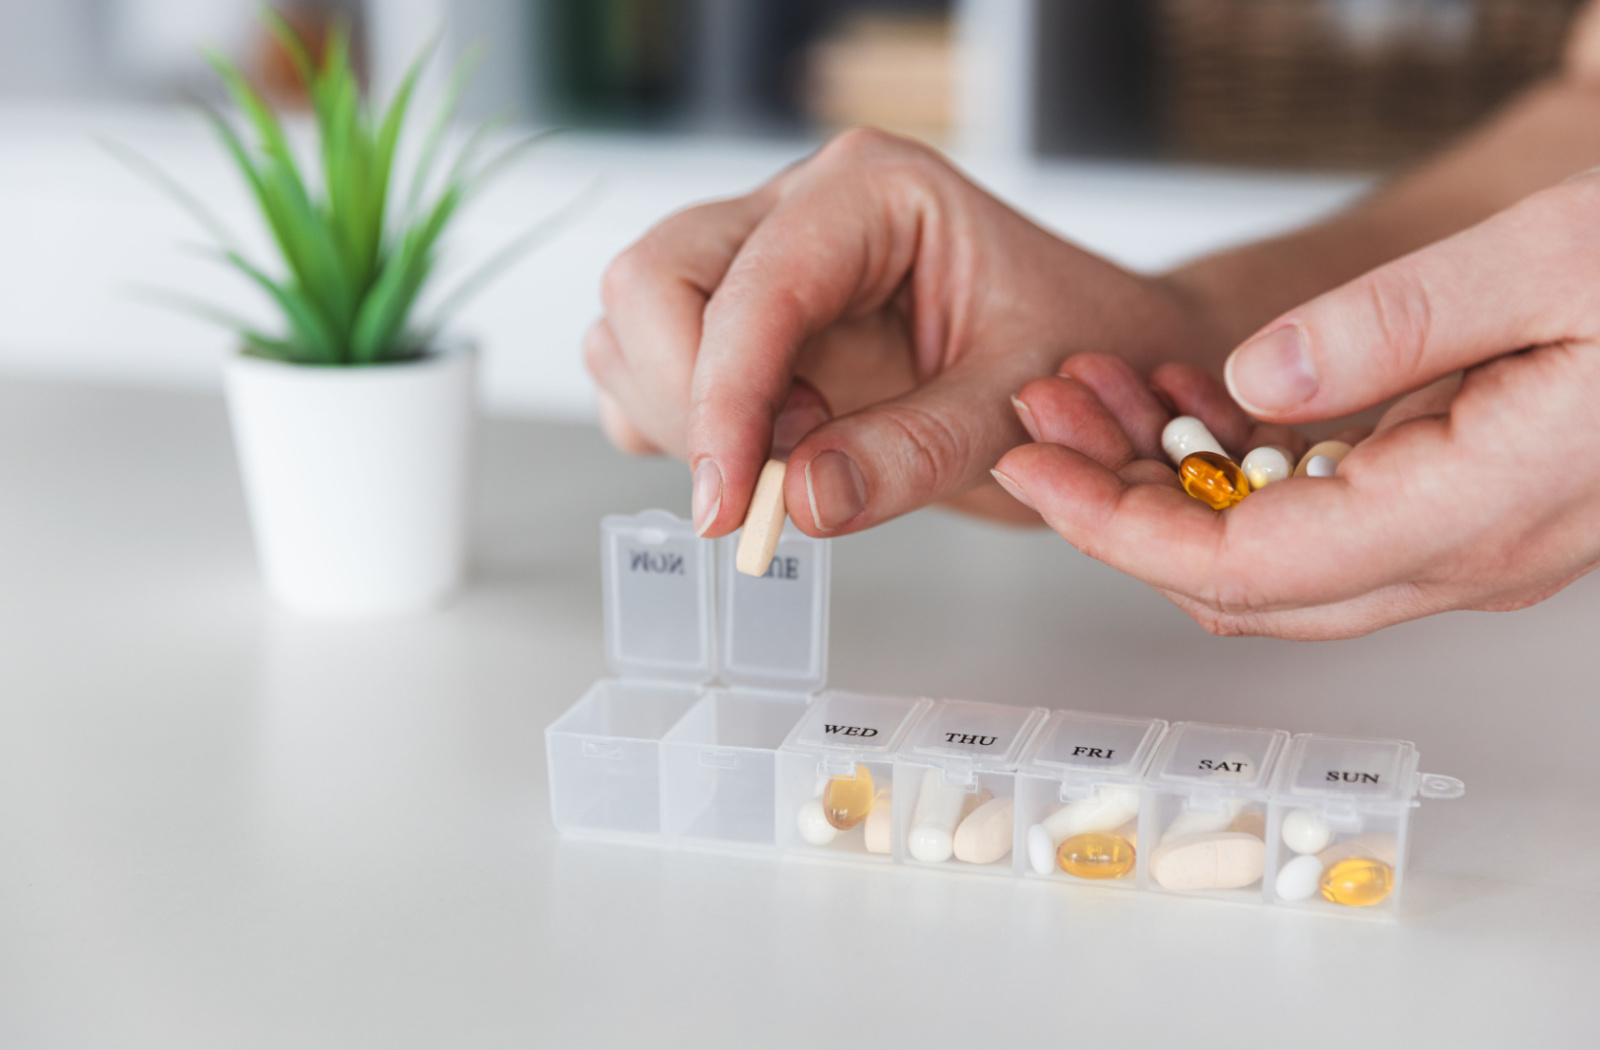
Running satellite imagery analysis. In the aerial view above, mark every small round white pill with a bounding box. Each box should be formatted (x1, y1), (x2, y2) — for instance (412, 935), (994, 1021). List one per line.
(1161, 416), (1227, 466)
(1027, 823), (1056, 875)
(1275, 854), (1325, 901)
(1240, 445), (1293, 489)
(1281, 808), (1333, 854)
(908, 826), (955, 863)
(797, 797), (837, 846)
(1305, 455), (1338, 478)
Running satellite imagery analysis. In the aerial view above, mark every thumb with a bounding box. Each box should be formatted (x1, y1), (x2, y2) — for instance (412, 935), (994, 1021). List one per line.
(1223, 177), (1600, 423)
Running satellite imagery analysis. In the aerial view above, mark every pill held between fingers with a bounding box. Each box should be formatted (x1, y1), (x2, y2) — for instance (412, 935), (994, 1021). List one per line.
(1150, 832), (1266, 890)
(735, 458), (788, 577)
(1275, 854), (1325, 901)
(1240, 445), (1294, 489)
(1281, 808), (1333, 854)
(953, 797), (1014, 865)
(907, 768), (968, 863)
(1161, 416), (1228, 466)
(1294, 440), (1352, 477)
(797, 797), (838, 846)
(863, 788), (894, 855)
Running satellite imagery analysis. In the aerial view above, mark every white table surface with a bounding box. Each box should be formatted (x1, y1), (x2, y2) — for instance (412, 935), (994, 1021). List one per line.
(0, 377), (1595, 1048)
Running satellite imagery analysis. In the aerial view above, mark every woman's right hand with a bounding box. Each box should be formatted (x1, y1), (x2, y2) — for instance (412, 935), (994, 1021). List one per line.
(585, 128), (1217, 537)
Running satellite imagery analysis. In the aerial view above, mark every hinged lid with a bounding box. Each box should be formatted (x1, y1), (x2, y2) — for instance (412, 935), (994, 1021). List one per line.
(1147, 721), (1288, 794)
(904, 699), (1047, 771)
(782, 690), (930, 758)
(602, 511), (716, 683)
(717, 523), (830, 693)
(1020, 710), (1168, 782)
(1273, 733), (1421, 807)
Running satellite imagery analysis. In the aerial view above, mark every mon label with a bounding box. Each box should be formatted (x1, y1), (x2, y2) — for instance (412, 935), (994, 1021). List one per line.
(629, 550), (685, 575)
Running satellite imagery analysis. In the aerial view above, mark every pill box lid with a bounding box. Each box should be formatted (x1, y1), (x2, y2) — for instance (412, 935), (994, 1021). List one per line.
(1019, 710), (1168, 781)
(601, 511), (717, 683)
(1272, 733), (1420, 807)
(902, 699), (1048, 770)
(1146, 721), (1289, 793)
(716, 524), (830, 693)
(781, 690), (931, 758)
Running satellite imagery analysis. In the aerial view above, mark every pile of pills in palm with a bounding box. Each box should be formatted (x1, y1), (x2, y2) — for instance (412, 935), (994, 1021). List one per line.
(1162, 416), (1351, 510)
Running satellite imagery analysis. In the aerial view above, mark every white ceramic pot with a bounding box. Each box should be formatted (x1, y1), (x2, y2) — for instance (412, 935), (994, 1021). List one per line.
(224, 348), (475, 616)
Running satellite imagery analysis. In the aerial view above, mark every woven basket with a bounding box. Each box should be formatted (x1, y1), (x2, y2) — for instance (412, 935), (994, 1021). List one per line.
(1156, 0), (1581, 169)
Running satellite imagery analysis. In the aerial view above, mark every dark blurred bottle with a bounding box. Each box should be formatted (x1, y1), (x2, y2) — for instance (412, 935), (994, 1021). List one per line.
(540, 0), (696, 127)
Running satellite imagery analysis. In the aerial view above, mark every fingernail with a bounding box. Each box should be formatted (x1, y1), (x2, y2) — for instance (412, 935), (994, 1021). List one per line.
(772, 399), (831, 459)
(691, 459), (722, 535)
(990, 469), (1037, 510)
(1226, 324), (1319, 415)
(1010, 396), (1042, 442)
(804, 450), (866, 531)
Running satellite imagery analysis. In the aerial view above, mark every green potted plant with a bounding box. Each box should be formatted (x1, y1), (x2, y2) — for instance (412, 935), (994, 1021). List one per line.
(120, 15), (560, 615)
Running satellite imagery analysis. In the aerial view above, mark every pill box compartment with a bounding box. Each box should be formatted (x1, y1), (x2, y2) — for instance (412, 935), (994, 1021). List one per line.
(1139, 722), (1289, 903)
(1014, 710), (1168, 888)
(1266, 733), (1464, 919)
(776, 690), (932, 862)
(891, 699), (1047, 875)
(546, 511), (828, 846)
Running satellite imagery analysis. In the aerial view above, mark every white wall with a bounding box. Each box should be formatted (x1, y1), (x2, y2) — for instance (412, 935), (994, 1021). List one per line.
(0, 102), (1369, 420)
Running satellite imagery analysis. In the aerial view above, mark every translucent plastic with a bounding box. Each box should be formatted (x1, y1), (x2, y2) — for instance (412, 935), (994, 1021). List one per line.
(1265, 733), (1435, 919)
(546, 679), (703, 840)
(1015, 711), (1168, 887)
(601, 512), (715, 683)
(776, 691), (932, 862)
(718, 524), (830, 693)
(1139, 722), (1289, 902)
(660, 689), (810, 850)
(891, 700), (1046, 874)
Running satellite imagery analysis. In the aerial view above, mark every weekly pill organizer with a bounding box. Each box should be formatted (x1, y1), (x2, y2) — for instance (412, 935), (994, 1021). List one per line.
(545, 510), (1465, 919)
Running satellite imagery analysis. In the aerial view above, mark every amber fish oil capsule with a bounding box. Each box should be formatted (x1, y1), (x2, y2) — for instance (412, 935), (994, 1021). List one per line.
(1057, 832), (1135, 880)
(1320, 856), (1394, 907)
(1179, 452), (1251, 510)
(822, 765), (875, 830)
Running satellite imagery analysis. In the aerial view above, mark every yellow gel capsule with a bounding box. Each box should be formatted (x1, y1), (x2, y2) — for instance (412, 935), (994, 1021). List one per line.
(822, 765), (875, 830)
(1056, 832), (1136, 880)
(1319, 856), (1394, 907)
(1179, 452), (1251, 510)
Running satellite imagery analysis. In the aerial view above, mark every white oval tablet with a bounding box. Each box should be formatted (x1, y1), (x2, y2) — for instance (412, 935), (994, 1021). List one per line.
(1027, 824), (1056, 875)
(797, 797), (837, 846)
(1275, 854), (1325, 901)
(1282, 808), (1333, 854)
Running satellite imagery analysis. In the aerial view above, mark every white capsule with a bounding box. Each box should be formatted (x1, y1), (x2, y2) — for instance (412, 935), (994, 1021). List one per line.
(907, 768), (969, 863)
(1240, 446), (1294, 489)
(797, 797), (837, 846)
(1281, 808), (1334, 854)
(1160, 798), (1248, 844)
(1275, 853), (1326, 901)
(1161, 416), (1227, 466)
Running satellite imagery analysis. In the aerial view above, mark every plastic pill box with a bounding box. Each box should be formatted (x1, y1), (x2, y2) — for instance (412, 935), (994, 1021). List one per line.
(545, 511), (1464, 918)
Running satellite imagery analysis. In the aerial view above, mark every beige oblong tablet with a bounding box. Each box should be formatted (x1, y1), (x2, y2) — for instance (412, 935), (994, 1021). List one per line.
(953, 796), (1014, 865)
(1150, 831), (1266, 890)
(864, 788), (894, 854)
(1294, 440), (1352, 477)
(735, 459), (788, 576)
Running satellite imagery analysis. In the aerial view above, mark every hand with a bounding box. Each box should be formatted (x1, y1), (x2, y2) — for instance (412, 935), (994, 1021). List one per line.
(585, 128), (1208, 537)
(994, 174), (1600, 639)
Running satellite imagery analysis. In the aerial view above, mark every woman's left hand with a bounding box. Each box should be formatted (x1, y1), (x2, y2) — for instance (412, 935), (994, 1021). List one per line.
(993, 175), (1600, 640)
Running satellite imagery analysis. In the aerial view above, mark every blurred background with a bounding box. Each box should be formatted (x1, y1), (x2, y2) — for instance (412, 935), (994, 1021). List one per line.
(0, 0), (1585, 415)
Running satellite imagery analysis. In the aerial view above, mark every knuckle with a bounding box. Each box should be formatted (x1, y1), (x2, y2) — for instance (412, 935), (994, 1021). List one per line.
(581, 322), (618, 381)
(1357, 263), (1434, 385)
(815, 126), (932, 172)
(600, 245), (651, 312)
(874, 402), (970, 495)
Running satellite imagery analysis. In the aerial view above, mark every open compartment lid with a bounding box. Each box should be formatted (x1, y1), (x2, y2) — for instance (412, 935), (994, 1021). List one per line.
(717, 523), (830, 693)
(1020, 710), (1168, 782)
(903, 699), (1048, 771)
(1147, 721), (1289, 794)
(1273, 733), (1433, 808)
(602, 510), (716, 683)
